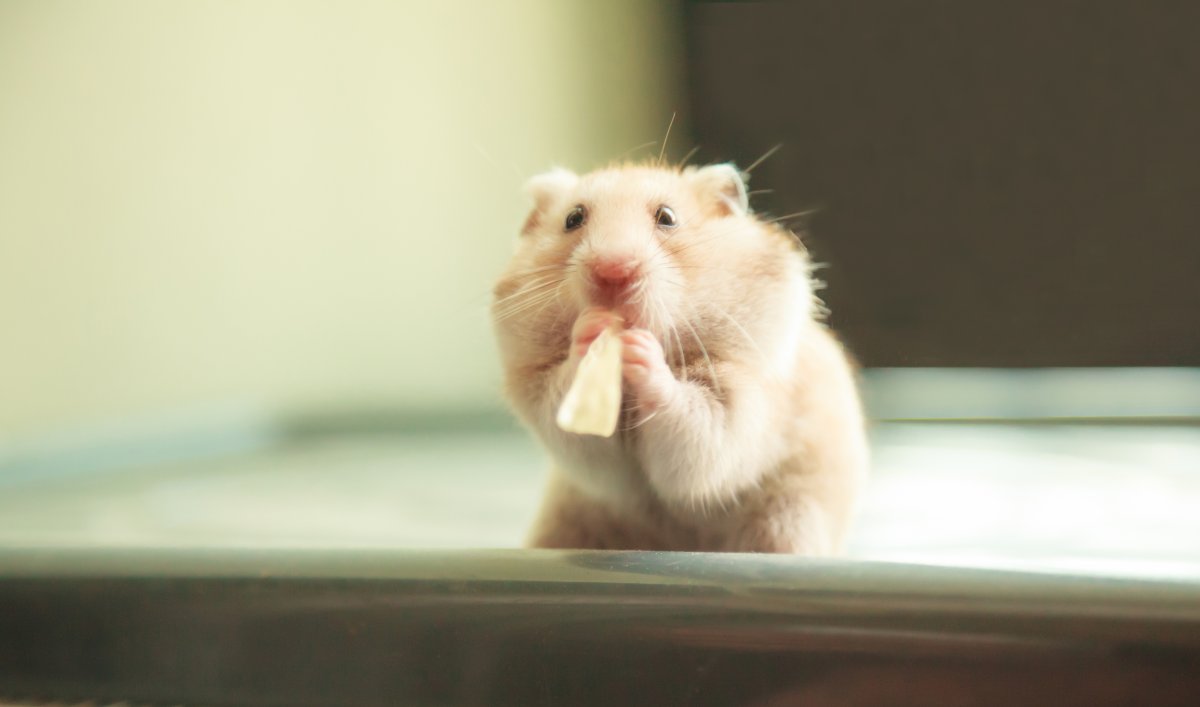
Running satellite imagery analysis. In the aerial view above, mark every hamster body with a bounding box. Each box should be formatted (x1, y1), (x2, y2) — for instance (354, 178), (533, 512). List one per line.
(491, 161), (867, 554)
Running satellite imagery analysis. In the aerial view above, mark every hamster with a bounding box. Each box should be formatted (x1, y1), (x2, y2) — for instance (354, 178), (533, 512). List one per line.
(491, 160), (868, 554)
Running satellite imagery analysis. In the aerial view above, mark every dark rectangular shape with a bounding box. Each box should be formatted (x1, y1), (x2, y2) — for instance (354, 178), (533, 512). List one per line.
(2, 549), (1200, 706)
(684, 1), (1200, 366)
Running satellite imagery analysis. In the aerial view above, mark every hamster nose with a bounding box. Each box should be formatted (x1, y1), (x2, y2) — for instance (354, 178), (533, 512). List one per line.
(591, 258), (640, 288)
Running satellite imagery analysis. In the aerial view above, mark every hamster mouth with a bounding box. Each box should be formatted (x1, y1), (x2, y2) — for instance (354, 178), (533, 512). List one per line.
(607, 301), (655, 332)
(615, 302), (645, 328)
(587, 286), (646, 326)
(578, 269), (660, 330)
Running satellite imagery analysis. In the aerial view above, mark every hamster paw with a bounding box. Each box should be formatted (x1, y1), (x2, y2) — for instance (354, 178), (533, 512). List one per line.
(571, 307), (622, 360)
(621, 329), (677, 412)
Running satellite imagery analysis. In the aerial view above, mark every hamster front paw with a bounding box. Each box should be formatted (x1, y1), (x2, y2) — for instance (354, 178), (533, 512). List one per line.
(621, 329), (678, 413)
(571, 307), (622, 360)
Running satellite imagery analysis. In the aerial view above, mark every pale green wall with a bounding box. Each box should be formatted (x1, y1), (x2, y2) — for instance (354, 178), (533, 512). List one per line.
(0, 1), (686, 438)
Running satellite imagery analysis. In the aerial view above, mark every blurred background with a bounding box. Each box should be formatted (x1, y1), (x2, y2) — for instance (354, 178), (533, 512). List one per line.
(1, 1), (1197, 578)
(0, 0), (687, 438)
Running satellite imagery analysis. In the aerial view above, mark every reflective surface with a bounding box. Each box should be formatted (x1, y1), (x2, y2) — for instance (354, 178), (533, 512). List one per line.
(2, 548), (1199, 706)
(6, 369), (1200, 584)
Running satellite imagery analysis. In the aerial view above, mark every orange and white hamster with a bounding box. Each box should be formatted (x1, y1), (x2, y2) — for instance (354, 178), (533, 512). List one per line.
(491, 161), (867, 554)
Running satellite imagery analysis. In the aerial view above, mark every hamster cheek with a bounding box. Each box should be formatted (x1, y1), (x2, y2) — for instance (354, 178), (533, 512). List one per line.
(620, 329), (677, 412)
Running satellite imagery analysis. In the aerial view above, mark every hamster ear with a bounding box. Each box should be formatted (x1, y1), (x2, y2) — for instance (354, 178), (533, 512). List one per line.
(687, 163), (749, 215)
(524, 167), (578, 211)
(521, 167), (577, 235)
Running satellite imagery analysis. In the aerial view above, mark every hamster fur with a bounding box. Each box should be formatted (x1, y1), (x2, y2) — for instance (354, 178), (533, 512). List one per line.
(491, 161), (868, 554)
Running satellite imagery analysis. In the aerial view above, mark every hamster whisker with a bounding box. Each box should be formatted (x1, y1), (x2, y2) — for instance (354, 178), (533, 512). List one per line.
(501, 274), (563, 296)
(765, 209), (821, 225)
(743, 143), (782, 174)
(510, 264), (567, 279)
(492, 295), (556, 321)
(668, 321), (688, 384)
(710, 304), (769, 368)
(653, 248), (711, 276)
(621, 409), (659, 432)
(677, 145), (701, 168)
(615, 140), (659, 162)
(663, 237), (717, 257)
(493, 283), (566, 321)
(503, 272), (561, 290)
(662, 225), (741, 257)
(679, 315), (721, 398)
(658, 112), (676, 165)
(495, 284), (562, 314)
(492, 290), (563, 321)
(495, 296), (562, 324)
(493, 276), (563, 306)
(531, 282), (565, 321)
(628, 277), (651, 303)
(652, 296), (688, 385)
(644, 280), (688, 385)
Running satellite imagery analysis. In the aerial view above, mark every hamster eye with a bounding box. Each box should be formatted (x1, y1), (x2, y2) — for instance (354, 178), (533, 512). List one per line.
(564, 206), (587, 232)
(655, 205), (678, 228)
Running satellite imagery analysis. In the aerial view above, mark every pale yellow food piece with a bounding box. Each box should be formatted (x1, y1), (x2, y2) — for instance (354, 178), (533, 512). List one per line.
(556, 327), (623, 437)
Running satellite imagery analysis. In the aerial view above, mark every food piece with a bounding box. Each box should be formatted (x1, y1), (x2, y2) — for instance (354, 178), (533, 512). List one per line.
(556, 326), (623, 437)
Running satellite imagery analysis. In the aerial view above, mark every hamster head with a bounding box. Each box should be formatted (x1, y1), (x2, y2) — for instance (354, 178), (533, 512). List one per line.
(493, 161), (817, 379)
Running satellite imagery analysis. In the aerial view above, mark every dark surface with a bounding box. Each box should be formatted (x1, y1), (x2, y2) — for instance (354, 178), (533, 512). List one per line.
(684, 1), (1200, 367)
(2, 549), (1200, 706)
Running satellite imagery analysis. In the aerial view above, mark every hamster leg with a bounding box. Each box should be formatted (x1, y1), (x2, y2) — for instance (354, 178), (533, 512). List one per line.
(619, 328), (679, 413)
(722, 492), (838, 555)
(526, 474), (664, 550)
(623, 343), (785, 512)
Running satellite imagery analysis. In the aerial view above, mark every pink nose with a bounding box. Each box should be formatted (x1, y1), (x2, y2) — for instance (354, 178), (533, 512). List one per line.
(591, 258), (639, 286)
